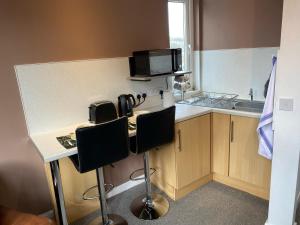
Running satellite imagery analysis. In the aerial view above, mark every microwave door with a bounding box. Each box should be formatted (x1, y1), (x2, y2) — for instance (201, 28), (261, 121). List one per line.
(149, 54), (172, 75)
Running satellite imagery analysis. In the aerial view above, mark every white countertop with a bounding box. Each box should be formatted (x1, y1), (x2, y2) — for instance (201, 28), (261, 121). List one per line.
(31, 104), (260, 163)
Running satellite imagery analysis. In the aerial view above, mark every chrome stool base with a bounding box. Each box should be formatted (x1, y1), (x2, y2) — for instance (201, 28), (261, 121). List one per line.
(130, 193), (169, 220)
(89, 214), (128, 225)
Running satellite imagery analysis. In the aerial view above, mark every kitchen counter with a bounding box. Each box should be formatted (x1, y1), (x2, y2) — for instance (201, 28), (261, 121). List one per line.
(31, 104), (261, 163)
(174, 103), (261, 122)
(209, 107), (261, 118)
(30, 103), (262, 225)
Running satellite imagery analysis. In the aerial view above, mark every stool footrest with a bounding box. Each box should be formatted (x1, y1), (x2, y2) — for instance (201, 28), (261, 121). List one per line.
(82, 183), (114, 200)
(129, 168), (156, 181)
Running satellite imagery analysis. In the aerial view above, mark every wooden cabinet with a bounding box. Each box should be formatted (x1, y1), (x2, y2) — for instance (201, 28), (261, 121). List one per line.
(149, 142), (177, 195)
(45, 155), (144, 223)
(150, 114), (212, 200)
(229, 115), (271, 190)
(212, 113), (271, 200)
(212, 113), (230, 176)
(176, 115), (211, 188)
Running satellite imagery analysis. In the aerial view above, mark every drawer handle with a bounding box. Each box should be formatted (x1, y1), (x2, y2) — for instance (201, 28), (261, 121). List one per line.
(231, 121), (234, 142)
(178, 129), (182, 152)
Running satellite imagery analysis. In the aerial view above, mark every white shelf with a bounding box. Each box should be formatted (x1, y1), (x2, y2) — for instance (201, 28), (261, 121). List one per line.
(128, 71), (192, 81)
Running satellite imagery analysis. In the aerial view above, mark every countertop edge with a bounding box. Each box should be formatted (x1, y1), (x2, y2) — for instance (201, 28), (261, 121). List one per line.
(31, 104), (261, 163)
(175, 110), (212, 123)
(211, 108), (261, 118)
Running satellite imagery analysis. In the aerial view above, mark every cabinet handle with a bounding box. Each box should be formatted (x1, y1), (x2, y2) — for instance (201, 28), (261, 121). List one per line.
(178, 129), (182, 152)
(231, 121), (234, 142)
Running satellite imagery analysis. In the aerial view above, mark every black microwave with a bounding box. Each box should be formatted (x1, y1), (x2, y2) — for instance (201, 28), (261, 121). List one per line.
(129, 48), (182, 76)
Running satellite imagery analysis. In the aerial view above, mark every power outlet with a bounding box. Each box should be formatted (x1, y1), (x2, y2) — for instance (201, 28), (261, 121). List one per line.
(279, 98), (294, 111)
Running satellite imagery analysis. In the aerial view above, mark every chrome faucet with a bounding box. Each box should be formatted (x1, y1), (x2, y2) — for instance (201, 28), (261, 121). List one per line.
(249, 88), (254, 101)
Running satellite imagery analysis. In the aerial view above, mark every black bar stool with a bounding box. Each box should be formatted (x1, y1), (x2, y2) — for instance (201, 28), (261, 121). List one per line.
(129, 106), (176, 220)
(70, 117), (129, 225)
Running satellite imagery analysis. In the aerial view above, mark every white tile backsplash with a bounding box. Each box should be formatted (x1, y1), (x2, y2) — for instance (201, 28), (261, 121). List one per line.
(199, 47), (279, 101)
(15, 57), (167, 134)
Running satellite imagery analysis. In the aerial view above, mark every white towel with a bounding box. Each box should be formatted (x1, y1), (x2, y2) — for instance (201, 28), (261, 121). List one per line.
(257, 56), (277, 160)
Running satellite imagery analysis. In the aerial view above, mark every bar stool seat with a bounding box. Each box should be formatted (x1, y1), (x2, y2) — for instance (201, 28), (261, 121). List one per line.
(71, 116), (130, 225)
(129, 106), (176, 220)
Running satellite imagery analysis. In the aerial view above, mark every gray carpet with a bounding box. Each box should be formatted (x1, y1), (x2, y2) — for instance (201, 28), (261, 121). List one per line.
(72, 181), (269, 225)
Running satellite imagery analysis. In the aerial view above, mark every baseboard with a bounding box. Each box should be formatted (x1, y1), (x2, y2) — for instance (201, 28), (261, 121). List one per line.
(151, 174), (213, 201)
(106, 175), (144, 199)
(174, 174), (213, 200)
(213, 173), (269, 200)
(40, 176), (144, 218)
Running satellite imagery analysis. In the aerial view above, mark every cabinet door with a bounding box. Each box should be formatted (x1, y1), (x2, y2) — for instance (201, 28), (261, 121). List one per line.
(176, 114), (211, 189)
(229, 116), (271, 189)
(149, 142), (177, 188)
(212, 113), (230, 176)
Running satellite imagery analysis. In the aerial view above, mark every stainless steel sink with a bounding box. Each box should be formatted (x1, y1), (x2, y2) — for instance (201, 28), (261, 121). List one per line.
(233, 100), (264, 113)
(177, 91), (264, 113)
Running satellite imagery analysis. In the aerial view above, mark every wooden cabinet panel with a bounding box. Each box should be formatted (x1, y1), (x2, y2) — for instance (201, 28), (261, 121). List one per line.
(212, 113), (230, 176)
(150, 142), (177, 188)
(104, 154), (144, 186)
(150, 114), (212, 200)
(176, 114), (211, 189)
(151, 113), (271, 200)
(229, 116), (271, 189)
(45, 158), (99, 223)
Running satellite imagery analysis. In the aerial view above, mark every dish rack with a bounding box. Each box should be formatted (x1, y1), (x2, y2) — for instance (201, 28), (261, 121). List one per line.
(187, 91), (239, 107)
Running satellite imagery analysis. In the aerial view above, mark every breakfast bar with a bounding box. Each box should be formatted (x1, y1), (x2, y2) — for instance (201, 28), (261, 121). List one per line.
(29, 103), (262, 225)
(30, 104), (209, 225)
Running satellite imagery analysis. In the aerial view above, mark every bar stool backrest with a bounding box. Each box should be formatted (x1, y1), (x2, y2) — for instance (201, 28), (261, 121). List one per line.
(135, 106), (175, 154)
(74, 117), (129, 173)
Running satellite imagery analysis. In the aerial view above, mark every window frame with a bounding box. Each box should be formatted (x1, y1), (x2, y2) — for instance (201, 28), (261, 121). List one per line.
(168, 0), (195, 90)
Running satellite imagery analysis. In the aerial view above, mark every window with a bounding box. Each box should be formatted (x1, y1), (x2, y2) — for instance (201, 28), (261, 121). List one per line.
(168, 0), (194, 90)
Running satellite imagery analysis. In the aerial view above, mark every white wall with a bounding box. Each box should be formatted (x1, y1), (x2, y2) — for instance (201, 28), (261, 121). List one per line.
(15, 57), (166, 135)
(200, 47), (279, 101)
(267, 0), (300, 224)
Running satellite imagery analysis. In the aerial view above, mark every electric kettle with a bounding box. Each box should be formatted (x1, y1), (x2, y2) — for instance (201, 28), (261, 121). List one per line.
(118, 94), (136, 117)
